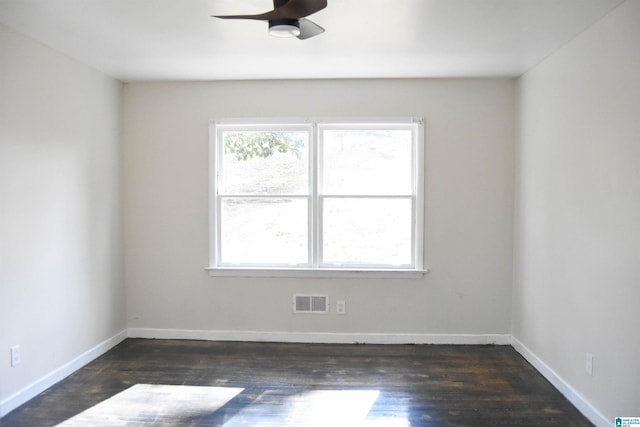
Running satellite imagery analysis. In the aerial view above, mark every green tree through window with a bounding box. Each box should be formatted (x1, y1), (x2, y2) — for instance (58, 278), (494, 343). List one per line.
(224, 132), (304, 161)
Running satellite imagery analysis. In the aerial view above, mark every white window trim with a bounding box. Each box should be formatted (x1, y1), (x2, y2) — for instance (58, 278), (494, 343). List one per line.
(205, 266), (429, 279)
(207, 117), (426, 279)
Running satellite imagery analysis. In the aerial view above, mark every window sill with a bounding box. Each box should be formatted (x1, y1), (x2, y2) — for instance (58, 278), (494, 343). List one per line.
(205, 267), (429, 279)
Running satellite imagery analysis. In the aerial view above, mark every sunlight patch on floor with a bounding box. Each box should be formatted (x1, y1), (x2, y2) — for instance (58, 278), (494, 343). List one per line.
(55, 384), (410, 426)
(223, 389), (409, 427)
(56, 384), (244, 426)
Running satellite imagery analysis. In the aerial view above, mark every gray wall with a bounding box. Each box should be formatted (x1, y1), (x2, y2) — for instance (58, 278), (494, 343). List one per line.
(514, 0), (640, 420)
(0, 24), (125, 409)
(123, 79), (515, 338)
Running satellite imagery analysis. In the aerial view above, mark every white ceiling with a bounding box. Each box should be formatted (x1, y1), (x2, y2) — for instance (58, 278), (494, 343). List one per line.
(0, 0), (625, 82)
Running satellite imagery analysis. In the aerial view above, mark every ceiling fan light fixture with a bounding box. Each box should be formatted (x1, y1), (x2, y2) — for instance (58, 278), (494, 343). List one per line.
(269, 19), (300, 38)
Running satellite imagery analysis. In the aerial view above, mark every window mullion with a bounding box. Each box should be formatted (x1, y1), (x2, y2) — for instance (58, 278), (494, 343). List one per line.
(211, 124), (222, 267)
(311, 122), (321, 267)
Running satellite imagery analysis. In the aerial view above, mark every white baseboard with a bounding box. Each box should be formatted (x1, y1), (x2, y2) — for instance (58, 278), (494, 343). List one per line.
(0, 329), (128, 418)
(127, 328), (512, 345)
(511, 336), (608, 427)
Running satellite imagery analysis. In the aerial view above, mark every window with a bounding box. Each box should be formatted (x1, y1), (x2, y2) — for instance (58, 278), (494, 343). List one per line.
(208, 118), (425, 278)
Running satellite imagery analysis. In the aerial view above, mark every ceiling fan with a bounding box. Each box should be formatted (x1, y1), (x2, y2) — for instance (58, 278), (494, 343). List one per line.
(213, 0), (327, 40)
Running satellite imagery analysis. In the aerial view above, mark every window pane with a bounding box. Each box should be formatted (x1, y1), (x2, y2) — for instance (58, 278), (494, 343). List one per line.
(221, 131), (308, 195)
(322, 129), (412, 195)
(322, 198), (413, 266)
(221, 198), (308, 265)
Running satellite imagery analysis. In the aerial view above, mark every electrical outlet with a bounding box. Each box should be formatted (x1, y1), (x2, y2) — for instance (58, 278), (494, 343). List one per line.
(11, 345), (21, 367)
(336, 300), (346, 314)
(585, 353), (594, 376)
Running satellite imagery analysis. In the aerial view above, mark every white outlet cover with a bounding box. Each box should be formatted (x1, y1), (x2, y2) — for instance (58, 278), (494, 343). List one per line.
(11, 345), (21, 367)
(586, 353), (594, 376)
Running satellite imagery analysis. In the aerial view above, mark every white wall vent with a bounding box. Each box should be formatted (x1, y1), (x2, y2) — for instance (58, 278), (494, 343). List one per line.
(293, 294), (329, 314)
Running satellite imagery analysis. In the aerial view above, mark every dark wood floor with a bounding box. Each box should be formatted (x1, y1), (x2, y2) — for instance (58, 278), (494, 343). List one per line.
(1, 339), (592, 426)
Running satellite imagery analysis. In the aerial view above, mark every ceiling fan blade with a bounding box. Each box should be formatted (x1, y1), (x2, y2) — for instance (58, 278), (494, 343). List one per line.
(277, 0), (327, 19)
(213, 12), (274, 21)
(214, 0), (327, 21)
(297, 18), (325, 40)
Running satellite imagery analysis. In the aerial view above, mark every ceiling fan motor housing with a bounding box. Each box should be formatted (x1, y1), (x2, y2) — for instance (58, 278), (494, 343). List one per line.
(269, 18), (300, 37)
(269, 0), (300, 37)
